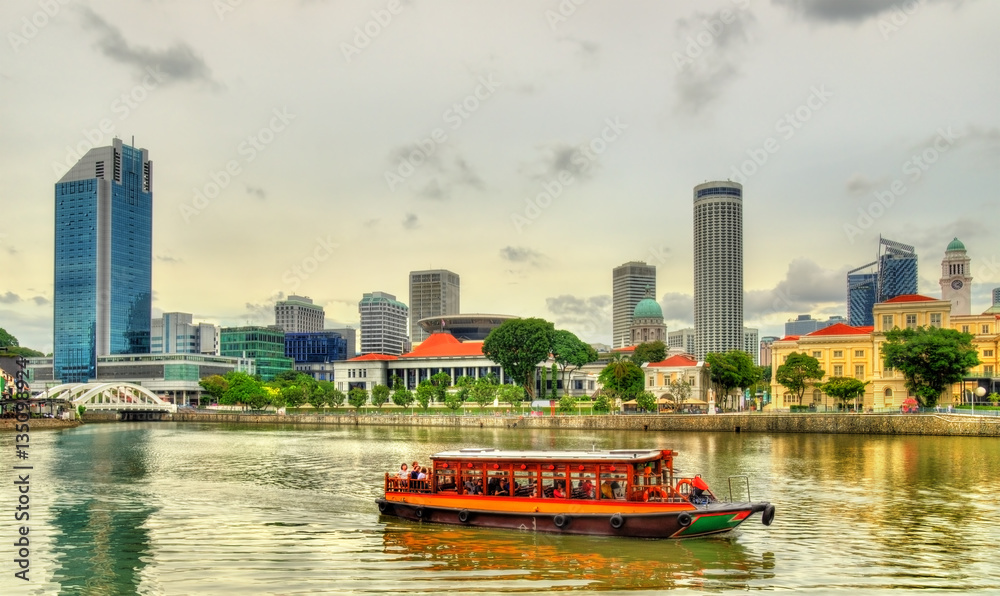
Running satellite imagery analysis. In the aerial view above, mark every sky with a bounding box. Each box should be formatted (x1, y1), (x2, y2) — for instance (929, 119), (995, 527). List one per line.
(2, 0), (999, 354)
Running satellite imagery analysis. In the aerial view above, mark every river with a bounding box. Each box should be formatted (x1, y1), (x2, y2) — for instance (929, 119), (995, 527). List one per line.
(2, 422), (999, 594)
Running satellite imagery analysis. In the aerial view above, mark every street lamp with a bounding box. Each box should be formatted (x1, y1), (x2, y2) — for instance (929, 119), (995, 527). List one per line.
(974, 386), (986, 416)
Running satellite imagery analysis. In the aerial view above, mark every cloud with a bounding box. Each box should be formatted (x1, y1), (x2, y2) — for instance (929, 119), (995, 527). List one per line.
(402, 213), (419, 230)
(499, 246), (545, 267)
(79, 7), (216, 85)
(156, 254), (181, 263)
(522, 142), (597, 184)
(659, 292), (694, 326)
(246, 185), (267, 200)
(32, 296), (50, 306)
(559, 36), (600, 67)
(673, 8), (756, 114)
(771, 0), (943, 23)
(545, 294), (612, 339)
(0, 292), (20, 304)
(387, 145), (484, 200)
(845, 173), (886, 196)
(744, 258), (849, 320)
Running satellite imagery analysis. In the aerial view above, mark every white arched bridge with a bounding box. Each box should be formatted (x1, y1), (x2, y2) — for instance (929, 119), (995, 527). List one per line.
(38, 382), (177, 420)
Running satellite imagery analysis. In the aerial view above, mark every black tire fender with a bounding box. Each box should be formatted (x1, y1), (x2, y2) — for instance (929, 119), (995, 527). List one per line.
(553, 514), (570, 529)
(415, 507), (425, 520)
(458, 509), (470, 523)
(761, 504), (776, 526)
(377, 501), (388, 514)
(677, 512), (693, 527)
(609, 513), (625, 529)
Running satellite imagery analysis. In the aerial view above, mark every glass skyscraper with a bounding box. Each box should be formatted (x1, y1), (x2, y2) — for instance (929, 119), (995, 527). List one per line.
(846, 237), (917, 327)
(693, 181), (743, 361)
(847, 263), (877, 327)
(53, 139), (152, 382)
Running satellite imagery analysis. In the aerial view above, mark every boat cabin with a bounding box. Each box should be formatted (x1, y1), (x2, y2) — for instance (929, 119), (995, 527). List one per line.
(385, 448), (702, 503)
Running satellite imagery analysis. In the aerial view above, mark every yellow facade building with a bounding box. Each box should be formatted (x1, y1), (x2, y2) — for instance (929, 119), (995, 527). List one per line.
(770, 295), (999, 410)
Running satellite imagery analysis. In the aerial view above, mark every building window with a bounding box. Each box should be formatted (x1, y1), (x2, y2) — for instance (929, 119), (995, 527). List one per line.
(854, 350), (864, 358)
(984, 365), (995, 375)
(985, 350), (995, 357)
(649, 377), (654, 387)
(854, 365), (865, 380)
(833, 365), (843, 377)
(962, 325), (970, 334)
(905, 314), (917, 329)
(812, 351), (822, 358)
(930, 313), (942, 327)
(983, 325), (991, 334)
(833, 350), (843, 358)
(882, 315), (893, 329)
(884, 388), (893, 398)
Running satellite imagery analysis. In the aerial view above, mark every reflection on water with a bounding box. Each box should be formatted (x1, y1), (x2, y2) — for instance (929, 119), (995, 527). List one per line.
(1, 422), (999, 594)
(381, 519), (774, 592)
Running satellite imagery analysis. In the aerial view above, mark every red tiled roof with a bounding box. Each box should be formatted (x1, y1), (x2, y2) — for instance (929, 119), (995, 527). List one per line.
(804, 322), (872, 337)
(856, 326), (874, 333)
(779, 335), (800, 341)
(401, 332), (484, 358)
(882, 294), (938, 304)
(348, 353), (399, 361)
(646, 355), (699, 368)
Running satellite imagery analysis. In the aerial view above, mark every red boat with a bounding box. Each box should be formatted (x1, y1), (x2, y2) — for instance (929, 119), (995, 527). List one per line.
(376, 448), (775, 538)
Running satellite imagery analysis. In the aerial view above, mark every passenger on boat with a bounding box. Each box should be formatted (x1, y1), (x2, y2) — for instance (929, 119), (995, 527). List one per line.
(410, 462), (420, 480)
(488, 475), (501, 495)
(611, 480), (625, 500)
(417, 467), (428, 480)
(601, 481), (613, 499)
(397, 463), (409, 480)
(553, 480), (566, 498)
(579, 478), (595, 499)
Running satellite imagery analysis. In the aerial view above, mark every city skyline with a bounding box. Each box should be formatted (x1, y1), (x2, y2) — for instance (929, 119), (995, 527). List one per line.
(3, 1), (999, 354)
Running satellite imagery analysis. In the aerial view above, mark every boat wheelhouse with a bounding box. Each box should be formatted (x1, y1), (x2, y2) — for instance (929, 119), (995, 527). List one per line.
(376, 448), (774, 539)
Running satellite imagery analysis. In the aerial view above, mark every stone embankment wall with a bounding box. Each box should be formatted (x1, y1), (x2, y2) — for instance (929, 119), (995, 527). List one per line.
(170, 412), (1000, 437)
(0, 418), (82, 431)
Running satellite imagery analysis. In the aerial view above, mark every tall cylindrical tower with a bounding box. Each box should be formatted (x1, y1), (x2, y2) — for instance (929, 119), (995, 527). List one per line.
(693, 181), (743, 361)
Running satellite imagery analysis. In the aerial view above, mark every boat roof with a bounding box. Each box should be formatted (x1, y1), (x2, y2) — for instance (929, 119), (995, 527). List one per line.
(430, 448), (668, 462)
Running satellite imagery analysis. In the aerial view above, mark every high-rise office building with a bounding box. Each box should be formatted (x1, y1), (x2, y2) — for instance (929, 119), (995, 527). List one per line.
(939, 237), (972, 316)
(275, 295), (325, 333)
(847, 237), (918, 327)
(847, 262), (878, 327)
(53, 139), (152, 382)
(612, 261), (656, 348)
(220, 326), (293, 381)
(667, 327), (696, 356)
(693, 181), (743, 360)
(785, 314), (847, 337)
(359, 291), (410, 356)
(151, 312), (218, 355)
(877, 237), (917, 303)
(409, 269), (460, 344)
(743, 327), (759, 366)
(327, 327), (357, 359)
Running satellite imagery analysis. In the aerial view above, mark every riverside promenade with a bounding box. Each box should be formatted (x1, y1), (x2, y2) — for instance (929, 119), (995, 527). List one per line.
(164, 411), (1000, 437)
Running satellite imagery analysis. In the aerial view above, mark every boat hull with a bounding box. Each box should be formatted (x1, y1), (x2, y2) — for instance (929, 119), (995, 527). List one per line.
(376, 498), (772, 539)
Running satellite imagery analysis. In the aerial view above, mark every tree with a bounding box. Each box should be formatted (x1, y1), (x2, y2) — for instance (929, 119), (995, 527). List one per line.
(662, 378), (692, 412)
(551, 363), (559, 398)
(706, 351), (760, 410)
(281, 385), (308, 410)
(0, 327), (19, 348)
(261, 386), (282, 411)
(469, 374), (498, 411)
(454, 375), (474, 402)
(558, 393), (577, 413)
(308, 382), (330, 413)
(774, 352), (825, 405)
(444, 390), (463, 413)
(371, 384), (390, 409)
(199, 374), (229, 403)
(819, 377), (869, 411)
(415, 381), (435, 411)
(761, 365), (772, 384)
(328, 388), (346, 410)
(881, 326), (980, 407)
(598, 360), (644, 402)
(631, 341), (667, 366)
(482, 318), (554, 399)
(636, 390), (657, 413)
(391, 382), (414, 409)
(220, 371), (266, 410)
(551, 330), (598, 398)
(593, 390), (614, 413)
(497, 384), (525, 411)
(430, 372), (451, 404)
(348, 387), (369, 412)
(539, 366), (547, 400)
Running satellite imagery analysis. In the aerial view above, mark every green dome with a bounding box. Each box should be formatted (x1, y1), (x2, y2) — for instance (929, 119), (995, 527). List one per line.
(633, 298), (663, 320)
(947, 237), (966, 252)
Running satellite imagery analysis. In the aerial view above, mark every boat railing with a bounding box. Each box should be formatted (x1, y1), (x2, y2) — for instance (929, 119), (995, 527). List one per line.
(727, 474), (751, 503)
(384, 473), (433, 494)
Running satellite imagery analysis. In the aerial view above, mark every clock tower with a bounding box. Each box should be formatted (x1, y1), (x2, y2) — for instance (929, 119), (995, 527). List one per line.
(940, 237), (972, 316)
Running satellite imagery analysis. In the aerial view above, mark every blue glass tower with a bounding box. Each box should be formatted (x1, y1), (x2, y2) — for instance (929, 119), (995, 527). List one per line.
(847, 263), (877, 327)
(54, 139), (152, 382)
(877, 237), (917, 302)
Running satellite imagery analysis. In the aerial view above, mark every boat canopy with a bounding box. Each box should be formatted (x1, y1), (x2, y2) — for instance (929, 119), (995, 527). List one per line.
(430, 448), (670, 463)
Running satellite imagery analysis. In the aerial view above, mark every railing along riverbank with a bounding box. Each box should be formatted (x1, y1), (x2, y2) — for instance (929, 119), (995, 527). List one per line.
(162, 411), (1000, 437)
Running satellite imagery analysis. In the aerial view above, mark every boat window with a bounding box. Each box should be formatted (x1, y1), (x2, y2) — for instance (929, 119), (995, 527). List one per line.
(435, 465), (457, 492)
(539, 466), (567, 498)
(486, 467), (511, 496)
(569, 466), (597, 499)
(460, 463), (484, 495)
(598, 470), (627, 500)
(513, 466), (537, 497)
